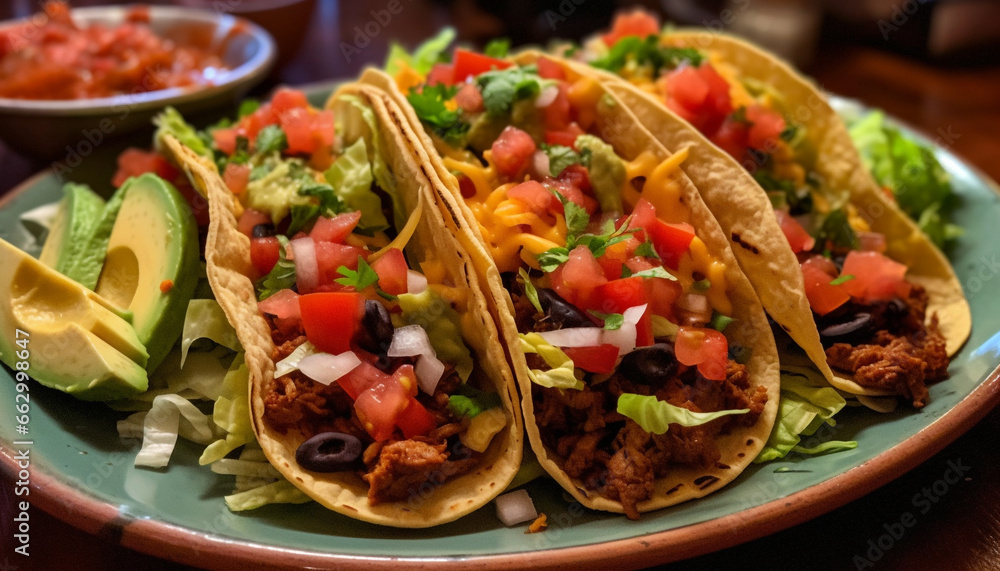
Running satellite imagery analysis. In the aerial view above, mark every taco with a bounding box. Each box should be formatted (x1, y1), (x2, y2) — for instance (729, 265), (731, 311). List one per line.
(158, 84), (522, 527)
(372, 47), (780, 519)
(573, 11), (971, 408)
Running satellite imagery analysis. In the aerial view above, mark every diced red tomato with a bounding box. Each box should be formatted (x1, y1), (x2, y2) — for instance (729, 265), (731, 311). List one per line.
(542, 84), (572, 131)
(250, 236), (281, 276)
(112, 148), (178, 188)
(558, 164), (592, 193)
(455, 82), (484, 113)
(593, 277), (653, 346)
(223, 163), (250, 195)
(545, 122), (585, 148)
(310, 211), (362, 243)
(299, 292), (364, 355)
(598, 236), (641, 280)
(745, 105), (786, 151)
(548, 176), (598, 215)
(257, 288), (301, 320)
(426, 63), (455, 86)
(644, 276), (682, 320)
(537, 57), (567, 80)
(551, 245), (607, 308)
(396, 397), (436, 438)
(602, 9), (660, 47)
(314, 242), (366, 287)
(648, 220), (696, 270)
(237, 208), (272, 238)
(452, 48), (511, 82)
(508, 180), (559, 215)
(625, 198), (658, 236)
(270, 87), (310, 115)
(674, 327), (729, 381)
(371, 248), (409, 295)
(354, 364), (417, 441)
(280, 107), (317, 155)
(661, 64), (733, 135)
(774, 209), (815, 254)
(337, 360), (386, 400)
(563, 344), (619, 374)
(212, 127), (239, 156)
(710, 116), (750, 161)
(491, 126), (537, 178)
(857, 231), (888, 253)
(800, 258), (850, 315)
(840, 250), (911, 302)
(803, 254), (838, 277)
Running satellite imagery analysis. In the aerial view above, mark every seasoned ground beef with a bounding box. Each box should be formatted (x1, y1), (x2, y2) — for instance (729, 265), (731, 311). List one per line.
(260, 325), (480, 504)
(533, 359), (765, 520)
(823, 285), (948, 407)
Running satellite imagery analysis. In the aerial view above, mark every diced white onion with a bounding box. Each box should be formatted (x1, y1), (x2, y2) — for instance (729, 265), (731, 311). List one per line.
(406, 270), (428, 294)
(530, 150), (550, 180)
(537, 327), (602, 348)
(495, 489), (538, 526)
(535, 84), (559, 108)
(387, 325), (445, 394)
(289, 237), (318, 293)
(298, 351), (362, 386)
(601, 304), (646, 357)
(539, 304), (649, 358)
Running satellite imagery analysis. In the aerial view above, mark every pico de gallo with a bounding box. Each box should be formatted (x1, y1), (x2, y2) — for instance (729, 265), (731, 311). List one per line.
(121, 88), (508, 505)
(390, 42), (768, 519)
(581, 10), (949, 406)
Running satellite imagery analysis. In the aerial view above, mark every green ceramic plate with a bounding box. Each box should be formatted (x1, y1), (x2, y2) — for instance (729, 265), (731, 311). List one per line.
(1, 94), (999, 569)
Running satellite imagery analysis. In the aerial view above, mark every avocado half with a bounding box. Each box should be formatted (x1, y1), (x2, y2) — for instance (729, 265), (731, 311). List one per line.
(95, 174), (200, 372)
(38, 183), (106, 283)
(0, 239), (149, 401)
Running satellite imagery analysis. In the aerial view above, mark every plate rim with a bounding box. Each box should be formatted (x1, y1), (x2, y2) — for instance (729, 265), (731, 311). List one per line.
(3, 96), (1000, 569)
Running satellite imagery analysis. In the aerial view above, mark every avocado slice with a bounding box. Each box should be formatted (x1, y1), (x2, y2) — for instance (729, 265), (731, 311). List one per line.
(0, 239), (149, 401)
(95, 174), (200, 372)
(38, 183), (106, 280)
(62, 181), (132, 291)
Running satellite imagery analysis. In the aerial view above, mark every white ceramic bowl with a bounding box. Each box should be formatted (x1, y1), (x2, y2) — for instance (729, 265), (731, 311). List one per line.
(0, 5), (276, 158)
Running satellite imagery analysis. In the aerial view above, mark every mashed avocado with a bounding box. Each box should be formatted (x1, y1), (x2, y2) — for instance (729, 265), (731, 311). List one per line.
(394, 288), (473, 382)
(575, 134), (625, 214)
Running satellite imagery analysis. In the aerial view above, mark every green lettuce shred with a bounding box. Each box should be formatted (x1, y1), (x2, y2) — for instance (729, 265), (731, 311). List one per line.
(396, 289), (474, 381)
(154, 106), (211, 159)
(224, 479), (311, 511)
(324, 137), (388, 232)
(617, 393), (748, 435)
(518, 333), (584, 390)
(180, 299), (242, 368)
(199, 354), (255, 465)
(339, 94), (402, 229)
(384, 27), (456, 76)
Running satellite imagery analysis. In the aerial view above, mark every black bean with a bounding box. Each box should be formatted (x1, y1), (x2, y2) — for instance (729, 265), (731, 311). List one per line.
(295, 432), (363, 472)
(619, 344), (678, 386)
(537, 288), (597, 329)
(354, 300), (394, 354)
(819, 312), (874, 346)
(252, 223), (276, 238)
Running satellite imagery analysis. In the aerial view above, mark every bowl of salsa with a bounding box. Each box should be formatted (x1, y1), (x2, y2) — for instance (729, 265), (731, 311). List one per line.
(0, 2), (276, 158)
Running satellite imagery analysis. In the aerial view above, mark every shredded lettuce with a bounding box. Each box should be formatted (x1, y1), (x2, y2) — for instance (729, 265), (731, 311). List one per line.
(180, 300), (241, 368)
(518, 333), (584, 390)
(396, 288), (474, 381)
(848, 111), (962, 248)
(459, 407), (507, 453)
(617, 393), (748, 435)
(154, 106), (211, 159)
(199, 354), (255, 465)
(274, 340), (320, 378)
(339, 94), (401, 228)
(225, 479), (311, 511)
(384, 27), (456, 77)
(131, 394), (217, 468)
(754, 366), (854, 463)
(324, 138), (388, 232)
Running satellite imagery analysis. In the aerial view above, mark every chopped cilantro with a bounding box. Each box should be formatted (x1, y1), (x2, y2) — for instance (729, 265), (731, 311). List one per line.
(633, 241), (659, 259)
(475, 65), (550, 116)
(633, 267), (677, 281)
(519, 268), (543, 314)
(780, 124), (799, 143)
(256, 236), (296, 300)
(755, 170), (813, 215)
(815, 208), (859, 250)
(336, 257), (397, 300)
(544, 144), (583, 177)
(536, 207), (640, 273)
(484, 38), (510, 58)
(730, 106), (749, 124)
(591, 35), (703, 75)
(710, 312), (734, 332)
(621, 265), (633, 278)
(255, 125), (288, 154)
(829, 274), (855, 286)
(589, 311), (624, 330)
(285, 182), (344, 235)
(238, 99), (260, 118)
(407, 84), (469, 147)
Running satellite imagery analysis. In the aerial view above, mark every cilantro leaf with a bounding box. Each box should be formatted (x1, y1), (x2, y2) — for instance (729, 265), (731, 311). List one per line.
(407, 84), (469, 147)
(553, 191), (589, 238)
(829, 274), (855, 286)
(537, 247), (570, 273)
(633, 241), (660, 258)
(591, 36), (703, 74)
(621, 265), (633, 278)
(255, 125), (288, 154)
(476, 65), (549, 116)
(544, 144), (583, 177)
(256, 236), (296, 301)
(484, 38), (510, 58)
(238, 99), (260, 118)
(519, 268), (543, 313)
(285, 183), (344, 235)
(589, 311), (624, 330)
(815, 208), (859, 250)
(710, 312), (734, 332)
(633, 267), (677, 281)
(335, 258), (380, 290)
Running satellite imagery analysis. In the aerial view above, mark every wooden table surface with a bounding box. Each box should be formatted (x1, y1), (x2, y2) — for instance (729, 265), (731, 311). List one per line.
(3, 2), (1000, 569)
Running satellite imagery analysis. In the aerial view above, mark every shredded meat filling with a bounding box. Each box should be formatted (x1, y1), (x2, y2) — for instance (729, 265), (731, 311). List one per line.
(823, 285), (948, 407)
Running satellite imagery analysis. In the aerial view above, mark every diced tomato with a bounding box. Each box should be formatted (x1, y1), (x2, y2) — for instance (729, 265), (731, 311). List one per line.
(745, 105), (786, 151)
(800, 258), (850, 315)
(223, 163), (251, 195)
(508, 180), (559, 215)
(310, 211), (362, 243)
(542, 84), (571, 131)
(280, 107), (317, 155)
(598, 236), (641, 280)
(558, 164), (592, 193)
(237, 208), (272, 238)
(840, 250), (911, 302)
(299, 292), (364, 355)
(710, 116), (749, 161)
(455, 82), (484, 113)
(563, 344), (619, 374)
(857, 231), (888, 253)
(648, 220), (696, 270)
(426, 63), (455, 86)
(661, 64), (733, 135)
(312, 109), (336, 149)
(602, 9), (660, 47)
(667, 66), (710, 111)
(396, 397), (436, 438)
(537, 56), (567, 80)
(212, 127), (239, 156)
(593, 277), (653, 346)
(270, 87), (310, 115)
(491, 126), (537, 178)
(674, 327), (729, 381)
(624, 256), (656, 273)
(337, 361), (386, 400)
(548, 176), (598, 215)
(774, 209), (815, 254)
(803, 254), (838, 277)
(250, 236), (281, 276)
(625, 198), (658, 235)
(644, 276), (682, 320)
(371, 248), (409, 296)
(551, 245), (607, 308)
(545, 122), (585, 148)
(257, 288), (301, 320)
(314, 242), (366, 287)
(112, 148), (178, 187)
(354, 365), (417, 441)
(452, 48), (511, 82)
